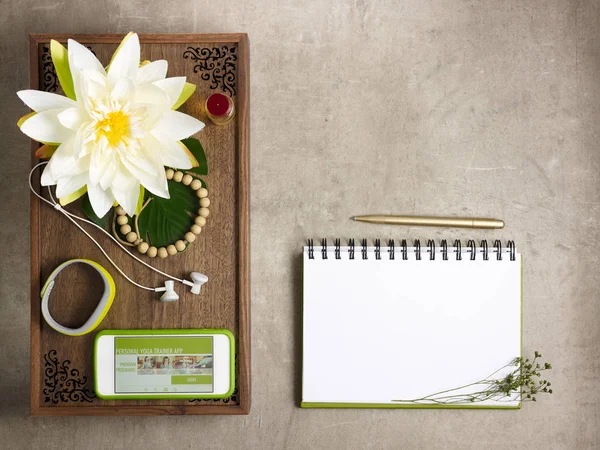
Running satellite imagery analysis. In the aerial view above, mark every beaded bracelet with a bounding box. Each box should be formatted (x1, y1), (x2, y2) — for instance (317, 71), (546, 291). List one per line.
(113, 169), (210, 258)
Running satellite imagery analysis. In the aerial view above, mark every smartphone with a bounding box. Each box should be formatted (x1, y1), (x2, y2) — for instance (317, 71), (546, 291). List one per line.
(94, 329), (234, 400)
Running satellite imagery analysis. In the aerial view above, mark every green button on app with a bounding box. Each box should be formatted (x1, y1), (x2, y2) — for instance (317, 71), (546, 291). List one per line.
(171, 375), (212, 385)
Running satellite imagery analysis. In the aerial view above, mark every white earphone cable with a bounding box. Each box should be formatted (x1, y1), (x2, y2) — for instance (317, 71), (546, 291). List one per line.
(43, 176), (187, 284)
(29, 162), (187, 291)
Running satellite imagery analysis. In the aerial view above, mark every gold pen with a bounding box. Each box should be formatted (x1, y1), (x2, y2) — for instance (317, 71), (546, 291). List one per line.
(352, 215), (504, 229)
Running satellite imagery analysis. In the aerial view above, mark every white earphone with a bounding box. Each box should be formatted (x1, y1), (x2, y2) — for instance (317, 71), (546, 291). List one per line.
(29, 162), (208, 302)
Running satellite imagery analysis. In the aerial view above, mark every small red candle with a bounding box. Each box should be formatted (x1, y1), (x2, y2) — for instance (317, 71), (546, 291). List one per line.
(205, 93), (235, 125)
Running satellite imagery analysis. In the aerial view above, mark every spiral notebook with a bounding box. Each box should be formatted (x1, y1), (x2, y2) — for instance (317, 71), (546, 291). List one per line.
(302, 239), (522, 409)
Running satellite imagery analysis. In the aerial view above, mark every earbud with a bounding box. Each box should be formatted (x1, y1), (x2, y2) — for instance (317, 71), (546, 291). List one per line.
(189, 272), (208, 294)
(160, 273), (208, 300)
(157, 280), (179, 302)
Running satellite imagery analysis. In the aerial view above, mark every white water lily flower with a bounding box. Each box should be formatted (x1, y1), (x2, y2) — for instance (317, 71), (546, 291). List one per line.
(17, 33), (204, 217)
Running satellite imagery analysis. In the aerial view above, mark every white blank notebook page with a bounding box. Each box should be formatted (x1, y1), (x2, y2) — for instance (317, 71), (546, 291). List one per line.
(302, 246), (521, 407)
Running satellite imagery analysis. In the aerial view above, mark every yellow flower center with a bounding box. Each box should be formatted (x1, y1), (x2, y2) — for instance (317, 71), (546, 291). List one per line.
(95, 110), (130, 147)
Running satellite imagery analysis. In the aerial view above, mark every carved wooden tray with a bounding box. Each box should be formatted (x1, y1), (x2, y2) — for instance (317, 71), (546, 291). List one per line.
(29, 34), (250, 415)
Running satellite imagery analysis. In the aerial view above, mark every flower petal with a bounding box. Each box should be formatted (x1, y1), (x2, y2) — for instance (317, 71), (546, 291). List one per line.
(45, 130), (90, 180)
(153, 77), (186, 108)
(107, 32), (135, 67)
(153, 110), (205, 141)
(172, 82), (196, 110)
(134, 83), (170, 106)
(144, 179), (169, 199)
(135, 186), (145, 215)
(137, 60), (168, 84)
(98, 156), (119, 190)
(55, 172), (89, 198)
(111, 166), (140, 215)
(148, 132), (192, 169)
(111, 162), (138, 192)
(17, 111), (36, 128)
(107, 33), (140, 84)
(81, 73), (109, 114)
(47, 138), (78, 179)
(68, 39), (105, 100)
(87, 184), (115, 218)
(58, 184), (87, 206)
(71, 154), (92, 177)
(17, 90), (77, 112)
(57, 107), (86, 130)
(178, 141), (199, 167)
(79, 70), (110, 117)
(122, 143), (159, 176)
(111, 78), (134, 102)
(121, 157), (169, 199)
(35, 144), (58, 159)
(89, 143), (113, 186)
(40, 164), (56, 186)
(68, 39), (105, 74)
(112, 184), (140, 216)
(20, 109), (73, 144)
(50, 40), (76, 100)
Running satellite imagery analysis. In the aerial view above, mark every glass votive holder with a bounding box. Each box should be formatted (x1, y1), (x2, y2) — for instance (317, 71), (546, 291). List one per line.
(205, 93), (235, 125)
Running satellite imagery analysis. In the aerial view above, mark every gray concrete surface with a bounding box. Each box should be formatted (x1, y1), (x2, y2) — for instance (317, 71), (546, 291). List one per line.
(1, 0), (599, 448)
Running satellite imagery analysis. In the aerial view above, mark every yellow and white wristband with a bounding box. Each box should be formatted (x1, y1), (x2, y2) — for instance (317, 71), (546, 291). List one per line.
(40, 259), (115, 336)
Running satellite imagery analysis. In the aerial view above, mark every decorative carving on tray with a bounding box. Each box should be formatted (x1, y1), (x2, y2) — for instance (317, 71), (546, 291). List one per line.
(221, 386), (239, 404)
(182, 46), (237, 96)
(188, 387), (238, 405)
(43, 350), (96, 403)
(41, 45), (58, 92)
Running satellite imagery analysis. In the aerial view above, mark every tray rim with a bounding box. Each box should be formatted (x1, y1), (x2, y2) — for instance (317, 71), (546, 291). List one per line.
(28, 33), (251, 416)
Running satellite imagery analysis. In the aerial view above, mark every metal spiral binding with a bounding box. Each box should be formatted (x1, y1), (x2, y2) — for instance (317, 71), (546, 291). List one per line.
(307, 239), (515, 261)
(334, 239), (341, 259)
(494, 240), (502, 260)
(467, 240), (476, 261)
(427, 240), (435, 260)
(454, 240), (462, 260)
(507, 240), (516, 261)
(480, 240), (489, 260)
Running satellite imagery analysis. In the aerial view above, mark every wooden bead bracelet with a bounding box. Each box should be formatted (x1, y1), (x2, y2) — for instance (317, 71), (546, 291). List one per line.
(112, 169), (210, 258)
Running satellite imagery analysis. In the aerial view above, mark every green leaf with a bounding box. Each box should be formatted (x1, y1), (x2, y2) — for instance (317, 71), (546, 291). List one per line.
(136, 180), (197, 248)
(82, 193), (110, 228)
(181, 138), (208, 175)
(50, 40), (76, 100)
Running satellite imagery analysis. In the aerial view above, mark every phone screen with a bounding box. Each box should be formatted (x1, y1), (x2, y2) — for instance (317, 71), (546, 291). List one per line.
(114, 336), (214, 394)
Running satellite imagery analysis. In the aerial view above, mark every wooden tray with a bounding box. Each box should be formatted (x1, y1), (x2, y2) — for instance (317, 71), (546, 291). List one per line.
(28, 34), (250, 415)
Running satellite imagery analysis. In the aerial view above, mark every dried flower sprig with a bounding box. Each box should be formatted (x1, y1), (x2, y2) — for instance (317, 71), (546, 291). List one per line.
(392, 351), (553, 405)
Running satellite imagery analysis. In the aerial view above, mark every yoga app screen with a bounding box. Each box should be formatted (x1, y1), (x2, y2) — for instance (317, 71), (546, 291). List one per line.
(114, 336), (213, 393)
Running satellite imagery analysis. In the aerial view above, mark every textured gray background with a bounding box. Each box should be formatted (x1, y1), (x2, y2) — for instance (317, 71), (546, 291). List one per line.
(1, 0), (599, 449)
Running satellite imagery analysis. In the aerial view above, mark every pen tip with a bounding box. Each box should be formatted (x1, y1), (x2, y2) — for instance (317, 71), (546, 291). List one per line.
(350, 216), (356, 221)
